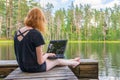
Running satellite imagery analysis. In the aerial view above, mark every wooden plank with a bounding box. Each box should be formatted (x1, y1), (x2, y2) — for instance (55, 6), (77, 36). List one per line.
(80, 70), (98, 74)
(0, 60), (18, 67)
(5, 66), (78, 80)
(9, 76), (77, 80)
(79, 73), (98, 78)
(80, 64), (98, 70)
(79, 78), (99, 80)
(80, 59), (98, 64)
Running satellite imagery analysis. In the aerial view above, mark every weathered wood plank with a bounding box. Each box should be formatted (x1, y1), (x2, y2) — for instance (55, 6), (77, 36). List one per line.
(80, 64), (98, 70)
(79, 78), (99, 80)
(8, 76), (77, 80)
(80, 59), (98, 64)
(5, 66), (78, 80)
(0, 60), (18, 67)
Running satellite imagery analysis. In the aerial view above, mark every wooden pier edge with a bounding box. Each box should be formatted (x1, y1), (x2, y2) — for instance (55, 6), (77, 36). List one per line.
(0, 59), (98, 79)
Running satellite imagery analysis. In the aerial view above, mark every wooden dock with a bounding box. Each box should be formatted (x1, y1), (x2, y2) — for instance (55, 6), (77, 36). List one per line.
(0, 59), (98, 79)
(5, 66), (78, 80)
(0, 60), (18, 77)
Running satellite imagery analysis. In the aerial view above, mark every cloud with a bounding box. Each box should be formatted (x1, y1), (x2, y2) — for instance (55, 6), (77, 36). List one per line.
(39, 0), (120, 12)
(92, 0), (120, 9)
(40, 0), (58, 8)
(74, 0), (102, 6)
(61, 0), (69, 3)
(104, 0), (120, 8)
(74, 0), (120, 9)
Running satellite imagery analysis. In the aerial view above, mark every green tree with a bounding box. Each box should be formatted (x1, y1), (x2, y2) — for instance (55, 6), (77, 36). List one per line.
(44, 3), (54, 40)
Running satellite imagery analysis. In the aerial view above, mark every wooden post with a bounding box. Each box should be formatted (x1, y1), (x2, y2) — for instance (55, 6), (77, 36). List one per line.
(69, 59), (98, 79)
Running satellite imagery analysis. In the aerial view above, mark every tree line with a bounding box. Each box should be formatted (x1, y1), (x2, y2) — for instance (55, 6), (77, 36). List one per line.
(0, 0), (120, 41)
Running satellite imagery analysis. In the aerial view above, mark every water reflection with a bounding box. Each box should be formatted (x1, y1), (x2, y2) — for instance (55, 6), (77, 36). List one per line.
(0, 42), (120, 80)
(0, 43), (15, 60)
(66, 43), (120, 80)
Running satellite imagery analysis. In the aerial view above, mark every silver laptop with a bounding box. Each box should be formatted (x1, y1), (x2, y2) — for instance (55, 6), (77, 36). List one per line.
(47, 40), (67, 59)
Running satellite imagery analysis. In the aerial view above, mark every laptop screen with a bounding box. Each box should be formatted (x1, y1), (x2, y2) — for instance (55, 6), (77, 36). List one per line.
(47, 40), (67, 54)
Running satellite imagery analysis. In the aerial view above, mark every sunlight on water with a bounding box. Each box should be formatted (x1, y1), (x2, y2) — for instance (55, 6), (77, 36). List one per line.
(99, 76), (120, 80)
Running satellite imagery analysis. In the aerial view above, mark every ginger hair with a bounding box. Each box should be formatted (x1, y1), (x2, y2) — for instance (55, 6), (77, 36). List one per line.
(24, 7), (46, 33)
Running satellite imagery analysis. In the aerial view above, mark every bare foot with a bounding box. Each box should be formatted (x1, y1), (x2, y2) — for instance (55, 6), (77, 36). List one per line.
(71, 57), (80, 68)
(71, 57), (80, 61)
(74, 57), (80, 62)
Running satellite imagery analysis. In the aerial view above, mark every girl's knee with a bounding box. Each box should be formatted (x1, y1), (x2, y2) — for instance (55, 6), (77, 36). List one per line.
(57, 59), (62, 65)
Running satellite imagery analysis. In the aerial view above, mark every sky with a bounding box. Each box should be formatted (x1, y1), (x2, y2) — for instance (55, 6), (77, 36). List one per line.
(36, 0), (120, 12)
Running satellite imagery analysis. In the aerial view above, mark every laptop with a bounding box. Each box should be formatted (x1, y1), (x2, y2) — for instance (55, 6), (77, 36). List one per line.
(47, 40), (68, 59)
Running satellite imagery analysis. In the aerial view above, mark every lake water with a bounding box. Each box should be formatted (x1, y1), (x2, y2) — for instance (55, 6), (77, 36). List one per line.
(0, 42), (120, 80)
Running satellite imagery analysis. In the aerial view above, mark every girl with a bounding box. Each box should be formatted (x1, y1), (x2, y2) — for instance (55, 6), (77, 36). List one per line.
(14, 7), (80, 72)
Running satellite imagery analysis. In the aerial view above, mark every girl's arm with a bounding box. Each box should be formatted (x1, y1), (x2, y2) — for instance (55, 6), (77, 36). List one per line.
(36, 45), (55, 64)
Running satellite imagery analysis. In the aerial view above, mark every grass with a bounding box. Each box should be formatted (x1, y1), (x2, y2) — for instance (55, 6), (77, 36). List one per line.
(0, 40), (120, 43)
(69, 40), (120, 43)
(0, 40), (13, 44)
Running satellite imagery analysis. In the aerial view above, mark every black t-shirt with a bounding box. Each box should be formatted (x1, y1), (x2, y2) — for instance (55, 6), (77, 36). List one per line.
(14, 29), (45, 72)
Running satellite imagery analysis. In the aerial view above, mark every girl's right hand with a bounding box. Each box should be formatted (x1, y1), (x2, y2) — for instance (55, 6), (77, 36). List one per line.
(47, 53), (56, 57)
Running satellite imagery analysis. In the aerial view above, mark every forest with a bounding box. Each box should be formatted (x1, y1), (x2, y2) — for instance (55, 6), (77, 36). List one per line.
(0, 0), (120, 41)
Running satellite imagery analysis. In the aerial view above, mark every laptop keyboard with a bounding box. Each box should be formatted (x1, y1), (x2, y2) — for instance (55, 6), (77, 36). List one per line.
(56, 54), (64, 58)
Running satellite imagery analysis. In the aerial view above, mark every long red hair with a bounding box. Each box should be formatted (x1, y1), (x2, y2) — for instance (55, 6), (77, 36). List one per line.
(24, 7), (46, 33)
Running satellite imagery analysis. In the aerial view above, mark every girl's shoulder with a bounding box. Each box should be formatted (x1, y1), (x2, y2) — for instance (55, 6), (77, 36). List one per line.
(30, 29), (40, 34)
(29, 29), (43, 37)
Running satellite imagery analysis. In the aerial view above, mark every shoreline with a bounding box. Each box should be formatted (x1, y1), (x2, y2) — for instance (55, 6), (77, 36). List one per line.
(0, 40), (120, 43)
